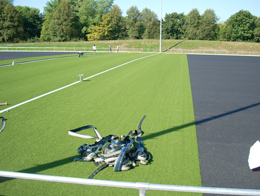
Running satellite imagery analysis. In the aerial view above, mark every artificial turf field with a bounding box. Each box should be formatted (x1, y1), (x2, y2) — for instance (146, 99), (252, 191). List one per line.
(0, 53), (201, 195)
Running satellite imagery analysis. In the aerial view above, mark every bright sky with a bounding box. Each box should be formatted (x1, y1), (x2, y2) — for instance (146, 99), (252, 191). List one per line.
(13, 0), (260, 22)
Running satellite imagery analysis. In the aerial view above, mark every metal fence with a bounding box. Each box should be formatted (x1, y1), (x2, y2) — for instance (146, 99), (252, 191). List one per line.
(165, 48), (260, 56)
(1, 47), (260, 55)
(1, 171), (260, 196)
(0, 47), (155, 53)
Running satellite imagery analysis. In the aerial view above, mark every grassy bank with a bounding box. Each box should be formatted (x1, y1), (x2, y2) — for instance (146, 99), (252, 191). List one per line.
(0, 40), (260, 52)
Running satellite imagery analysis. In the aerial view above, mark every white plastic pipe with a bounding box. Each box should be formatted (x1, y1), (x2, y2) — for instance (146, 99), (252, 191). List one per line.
(1, 171), (260, 196)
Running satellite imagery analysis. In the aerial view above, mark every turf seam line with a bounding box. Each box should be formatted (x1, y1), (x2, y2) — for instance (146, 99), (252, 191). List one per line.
(0, 53), (158, 114)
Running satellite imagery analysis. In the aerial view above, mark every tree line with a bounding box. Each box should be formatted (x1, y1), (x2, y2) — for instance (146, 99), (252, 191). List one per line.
(0, 0), (260, 43)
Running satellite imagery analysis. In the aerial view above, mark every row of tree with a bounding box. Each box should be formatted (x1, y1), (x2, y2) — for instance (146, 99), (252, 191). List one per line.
(0, 0), (260, 43)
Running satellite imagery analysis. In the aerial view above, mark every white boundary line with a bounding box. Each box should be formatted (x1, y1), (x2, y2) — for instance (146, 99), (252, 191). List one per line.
(0, 81), (80, 114)
(83, 53), (158, 81)
(0, 53), (158, 114)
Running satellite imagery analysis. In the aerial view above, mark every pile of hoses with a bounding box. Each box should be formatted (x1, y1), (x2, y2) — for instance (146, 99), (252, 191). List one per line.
(69, 115), (151, 179)
(0, 117), (6, 133)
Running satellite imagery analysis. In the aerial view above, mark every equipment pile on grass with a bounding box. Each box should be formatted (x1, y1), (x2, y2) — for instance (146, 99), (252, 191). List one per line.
(68, 115), (150, 179)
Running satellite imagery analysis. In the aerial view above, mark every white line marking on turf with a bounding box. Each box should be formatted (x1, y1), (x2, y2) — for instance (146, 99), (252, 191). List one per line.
(0, 53), (158, 114)
(0, 81), (80, 114)
(83, 53), (158, 81)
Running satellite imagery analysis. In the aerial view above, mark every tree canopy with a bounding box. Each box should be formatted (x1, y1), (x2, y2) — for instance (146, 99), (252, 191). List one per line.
(16, 6), (42, 40)
(126, 6), (144, 39)
(184, 9), (201, 40)
(199, 9), (218, 40)
(0, 0), (259, 42)
(254, 17), (260, 42)
(162, 12), (185, 39)
(225, 10), (256, 41)
(49, 0), (74, 41)
(0, 2), (23, 42)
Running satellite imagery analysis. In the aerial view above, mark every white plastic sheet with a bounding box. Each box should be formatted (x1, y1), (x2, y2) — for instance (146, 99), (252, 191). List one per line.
(248, 140), (260, 170)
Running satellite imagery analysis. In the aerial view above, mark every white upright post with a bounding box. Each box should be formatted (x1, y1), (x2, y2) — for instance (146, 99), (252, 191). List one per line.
(78, 74), (84, 82)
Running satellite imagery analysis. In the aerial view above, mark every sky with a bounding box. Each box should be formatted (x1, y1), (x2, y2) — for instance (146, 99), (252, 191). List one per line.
(13, 0), (260, 23)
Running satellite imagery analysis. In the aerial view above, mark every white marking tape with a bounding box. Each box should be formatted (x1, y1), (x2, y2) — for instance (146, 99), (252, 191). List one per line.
(0, 53), (158, 114)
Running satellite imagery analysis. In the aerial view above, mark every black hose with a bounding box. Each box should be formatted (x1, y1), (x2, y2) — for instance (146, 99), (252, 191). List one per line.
(88, 163), (109, 179)
(0, 117), (6, 133)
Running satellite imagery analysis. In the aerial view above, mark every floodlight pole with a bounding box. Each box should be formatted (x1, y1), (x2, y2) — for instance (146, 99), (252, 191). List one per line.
(159, 0), (162, 53)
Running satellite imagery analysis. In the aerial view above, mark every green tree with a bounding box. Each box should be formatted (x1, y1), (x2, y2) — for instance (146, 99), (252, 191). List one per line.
(66, 0), (83, 40)
(40, 0), (62, 41)
(217, 22), (226, 41)
(126, 6), (144, 39)
(0, 3), (23, 42)
(94, 0), (113, 23)
(78, 0), (97, 36)
(0, 0), (12, 5)
(162, 12), (185, 39)
(16, 6), (43, 40)
(141, 8), (159, 39)
(87, 14), (112, 40)
(199, 9), (218, 40)
(254, 17), (260, 42)
(0, 0), (9, 12)
(78, 0), (113, 36)
(217, 22), (233, 41)
(49, 0), (74, 41)
(226, 10), (256, 41)
(184, 9), (200, 40)
(0, 0), (13, 11)
(106, 4), (126, 39)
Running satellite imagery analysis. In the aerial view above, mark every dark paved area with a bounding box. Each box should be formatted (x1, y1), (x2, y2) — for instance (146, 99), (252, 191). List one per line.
(188, 55), (260, 195)
(0, 51), (78, 61)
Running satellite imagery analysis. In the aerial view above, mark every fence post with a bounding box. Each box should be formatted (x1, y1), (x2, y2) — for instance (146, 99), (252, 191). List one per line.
(139, 189), (146, 196)
(136, 183), (149, 196)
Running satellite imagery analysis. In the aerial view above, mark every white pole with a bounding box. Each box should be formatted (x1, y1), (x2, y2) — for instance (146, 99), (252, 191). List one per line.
(159, 0), (162, 53)
(1, 171), (260, 195)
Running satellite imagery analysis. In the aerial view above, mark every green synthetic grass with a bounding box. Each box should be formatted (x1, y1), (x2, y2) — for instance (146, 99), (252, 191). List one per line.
(0, 53), (201, 195)
(0, 54), (75, 66)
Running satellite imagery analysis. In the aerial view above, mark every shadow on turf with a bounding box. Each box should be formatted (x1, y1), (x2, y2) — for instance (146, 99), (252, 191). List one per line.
(0, 155), (77, 183)
(142, 102), (260, 141)
(1, 102), (259, 182)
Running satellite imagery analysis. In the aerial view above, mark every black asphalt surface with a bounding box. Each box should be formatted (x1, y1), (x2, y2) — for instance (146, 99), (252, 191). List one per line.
(187, 55), (260, 195)
(0, 51), (77, 61)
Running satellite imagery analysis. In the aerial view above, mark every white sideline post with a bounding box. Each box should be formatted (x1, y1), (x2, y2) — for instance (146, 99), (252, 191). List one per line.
(78, 74), (84, 82)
